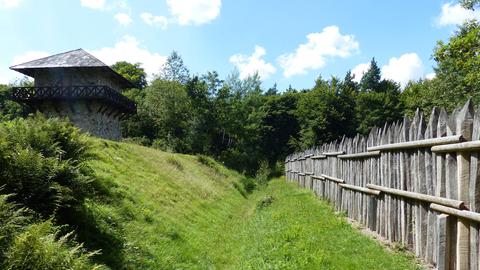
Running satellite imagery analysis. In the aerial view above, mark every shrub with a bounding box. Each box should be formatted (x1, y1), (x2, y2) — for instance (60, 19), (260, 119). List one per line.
(255, 160), (271, 186)
(4, 221), (105, 270)
(0, 193), (30, 264)
(0, 114), (95, 217)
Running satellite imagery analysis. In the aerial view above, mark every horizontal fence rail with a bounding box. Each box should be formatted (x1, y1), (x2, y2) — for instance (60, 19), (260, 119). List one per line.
(285, 100), (480, 270)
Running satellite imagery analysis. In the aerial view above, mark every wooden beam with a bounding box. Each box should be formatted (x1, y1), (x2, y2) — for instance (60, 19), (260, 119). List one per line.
(431, 140), (480, 153)
(430, 203), (480, 223)
(312, 175), (324, 180)
(339, 183), (381, 196)
(321, 174), (345, 183)
(322, 151), (345, 156)
(367, 135), (463, 152)
(338, 150), (381, 159)
(311, 155), (327, 159)
(367, 184), (465, 209)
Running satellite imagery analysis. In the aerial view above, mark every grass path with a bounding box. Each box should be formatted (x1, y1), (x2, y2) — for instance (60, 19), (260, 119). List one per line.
(203, 179), (423, 270)
(86, 140), (422, 269)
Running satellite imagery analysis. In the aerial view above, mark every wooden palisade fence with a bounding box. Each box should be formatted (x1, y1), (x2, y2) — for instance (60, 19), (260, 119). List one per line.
(285, 100), (480, 270)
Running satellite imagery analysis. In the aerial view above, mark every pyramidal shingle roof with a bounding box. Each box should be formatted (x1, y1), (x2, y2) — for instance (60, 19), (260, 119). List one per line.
(10, 48), (134, 89)
(10, 49), (106, 69)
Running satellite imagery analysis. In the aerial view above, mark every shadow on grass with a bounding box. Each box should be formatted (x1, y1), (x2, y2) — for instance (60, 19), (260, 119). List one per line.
(58, 204), (127, 270)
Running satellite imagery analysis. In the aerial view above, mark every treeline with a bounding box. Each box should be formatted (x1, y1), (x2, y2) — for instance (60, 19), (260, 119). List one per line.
(115, 20), (480, 177)
(113, 13), (480, 175)
(1, 18), (479, 178)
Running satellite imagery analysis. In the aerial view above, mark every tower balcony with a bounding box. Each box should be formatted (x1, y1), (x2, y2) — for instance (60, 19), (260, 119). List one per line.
(11, 85), (136, 114)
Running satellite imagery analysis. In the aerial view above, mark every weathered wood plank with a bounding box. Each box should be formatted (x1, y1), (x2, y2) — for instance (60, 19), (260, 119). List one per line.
(366, 184), (465, 209)
(367, 135), (463, 151)
(430, 203), (480, 223)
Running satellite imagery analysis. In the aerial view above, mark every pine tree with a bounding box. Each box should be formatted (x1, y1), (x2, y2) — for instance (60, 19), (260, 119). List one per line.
(360, 58), (381, 92)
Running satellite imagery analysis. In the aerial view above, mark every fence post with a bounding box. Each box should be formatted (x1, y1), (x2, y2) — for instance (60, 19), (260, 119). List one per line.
(456, 100), (473, 270)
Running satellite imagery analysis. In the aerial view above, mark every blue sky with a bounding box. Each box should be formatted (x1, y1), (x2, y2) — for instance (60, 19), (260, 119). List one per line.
(0, 0), (477, 90)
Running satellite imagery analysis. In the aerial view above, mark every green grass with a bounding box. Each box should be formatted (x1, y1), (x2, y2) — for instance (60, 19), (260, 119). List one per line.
(83, 139), (422, 269)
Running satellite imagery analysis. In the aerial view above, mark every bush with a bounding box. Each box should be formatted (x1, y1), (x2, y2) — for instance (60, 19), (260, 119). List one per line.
(0, 194), (30, 264)
(0, 114), (95, 217)
(4, 221), (105, 270)
(0, 193), (104, 269)
(255, 160), (271, 186)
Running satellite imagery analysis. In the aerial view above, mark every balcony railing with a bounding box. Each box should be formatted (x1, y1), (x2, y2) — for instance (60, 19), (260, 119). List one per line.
(11, 85), (136, 114)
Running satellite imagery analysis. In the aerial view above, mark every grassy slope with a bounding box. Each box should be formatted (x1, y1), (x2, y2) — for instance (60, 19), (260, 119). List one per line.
(85, 139), (422, 269)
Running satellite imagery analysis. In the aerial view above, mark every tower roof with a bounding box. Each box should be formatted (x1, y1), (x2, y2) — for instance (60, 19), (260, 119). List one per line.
(10, 49), (134, 89)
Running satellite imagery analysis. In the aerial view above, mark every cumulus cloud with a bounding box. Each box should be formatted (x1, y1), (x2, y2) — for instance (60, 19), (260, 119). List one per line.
(114, 13), (132, 25)
(437, 3), (480, 26)
(80, 0), (106, 10)
(381, 53), (424, 87)
(229, 45), (276, 80)
(0, 50), (50, 84)
(89, 35), (166, 81)
(351, 62), (370, 83)
(1, 0), (21, 8)
(166, 0), (221, 25)
(140, 12), (168, 29)
(278, 26), (359, 78)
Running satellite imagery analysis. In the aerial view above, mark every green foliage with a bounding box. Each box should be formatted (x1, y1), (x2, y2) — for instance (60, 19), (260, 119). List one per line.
(0, 114), (94, 217)
(360, 58), (381, 92)
(400, 80), (436, 117)
(111, 61), (147, 89)
(432, 21), (480, 111)
(0, 193), (103, 269)
(296, 76), (356, 148)
(4, 221), (104, 270)
(255, 160), (271, 186)
(0, 85), (26, 121)
(400, 19), (480, 113)
(355, 82), (403, 134)
(145, 79), (192, 152)
(158, 51), (190, 84)
(0, 194), (30, 264)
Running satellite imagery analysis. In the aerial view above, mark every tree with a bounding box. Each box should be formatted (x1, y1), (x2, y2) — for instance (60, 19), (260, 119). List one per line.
(359, 58), (381, 92)
(431, 21), (480, 110)
(0, 85), (26, 121)
(144, 79), (192, 152)
(111, 61), (147, 89)
(355, 80), (403, 134)
(296, 76), (357, 148)
(158, 51), (190, 84)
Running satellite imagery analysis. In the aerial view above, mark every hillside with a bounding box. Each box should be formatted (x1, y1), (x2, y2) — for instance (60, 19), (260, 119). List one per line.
(80, 139), (422, 269)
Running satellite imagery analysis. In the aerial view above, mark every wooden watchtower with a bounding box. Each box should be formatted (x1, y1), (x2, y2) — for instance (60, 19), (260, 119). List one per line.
(10, 49), (136, 140)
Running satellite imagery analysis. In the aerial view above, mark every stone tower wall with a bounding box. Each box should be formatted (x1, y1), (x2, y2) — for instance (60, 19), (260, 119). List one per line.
(38, 100), (122, 140)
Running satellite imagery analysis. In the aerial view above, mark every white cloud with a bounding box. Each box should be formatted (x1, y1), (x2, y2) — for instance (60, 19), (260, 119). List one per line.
(166, 0), (221, 25)
(80, 0), (106, 10)
(437, 3), (480, 26)
(351, 62), (370, 83)
(381, 53), (424, 87)
(425, 72), (436, 80)
(0, 50), (50, 84)
(140, 12), (168, 29)
(278, 26), (359, 78)
(229, 45), (276, 80)
(1, 0), (21, 8)
(114, 13), (132, 25)
(90, 35), (167, 81)
(12, 51), (50, 66)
